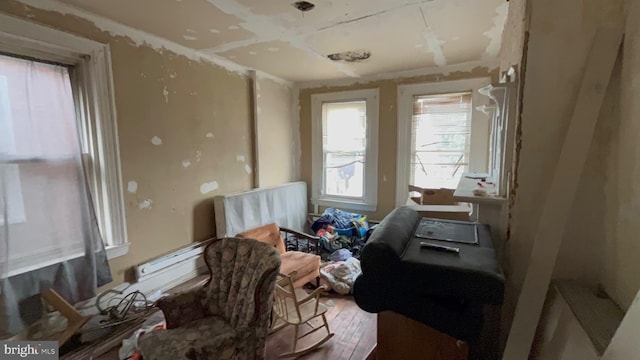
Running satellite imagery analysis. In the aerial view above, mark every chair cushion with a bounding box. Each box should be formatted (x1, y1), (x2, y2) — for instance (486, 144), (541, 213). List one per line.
(237, 223), (286, 254)
(281, 251), (320, 279)
(139, 316), (238, 360)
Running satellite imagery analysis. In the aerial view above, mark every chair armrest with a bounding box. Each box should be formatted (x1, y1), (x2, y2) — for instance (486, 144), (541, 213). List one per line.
(297, 285), (326, 304)
(280, 227), (321, 254)
(156, 288), (207, 329)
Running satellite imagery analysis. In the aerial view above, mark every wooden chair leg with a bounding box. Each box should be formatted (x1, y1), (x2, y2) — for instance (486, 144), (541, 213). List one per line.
(292, 324), (299, 353)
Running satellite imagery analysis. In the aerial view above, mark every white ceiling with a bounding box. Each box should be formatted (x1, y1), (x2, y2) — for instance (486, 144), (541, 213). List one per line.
(56, 0), (508, 83)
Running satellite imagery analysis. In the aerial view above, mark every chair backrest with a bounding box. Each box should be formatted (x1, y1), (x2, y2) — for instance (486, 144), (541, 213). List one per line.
(202, 237), (281, 329)
(237, 223), (286, 254)
(273, 274), (301, 324)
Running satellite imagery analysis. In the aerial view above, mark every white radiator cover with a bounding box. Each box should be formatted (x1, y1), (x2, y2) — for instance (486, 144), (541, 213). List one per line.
(214, 181), (307, 237)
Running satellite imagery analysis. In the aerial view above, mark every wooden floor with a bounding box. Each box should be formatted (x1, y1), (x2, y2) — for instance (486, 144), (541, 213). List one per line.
(266, 293), (376, 360)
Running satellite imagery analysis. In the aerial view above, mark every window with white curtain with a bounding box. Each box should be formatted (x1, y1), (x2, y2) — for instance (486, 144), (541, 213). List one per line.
(311, 89), (379, 212)
(0, 14), (127, 264)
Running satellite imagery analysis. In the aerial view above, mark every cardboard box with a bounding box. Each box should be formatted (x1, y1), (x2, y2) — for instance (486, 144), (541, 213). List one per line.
(408, 185), (457, 205)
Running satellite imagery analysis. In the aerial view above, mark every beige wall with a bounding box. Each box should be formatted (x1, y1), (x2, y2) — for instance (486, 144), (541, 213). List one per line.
(299, 67), (498, 221)
(0, 1), (295, 287)
(256, 76), (296, 187)
(508, 0), (622, 293)
(601, 0), (640, 310)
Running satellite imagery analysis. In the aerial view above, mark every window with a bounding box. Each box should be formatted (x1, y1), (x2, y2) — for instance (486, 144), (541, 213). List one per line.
(411, 92), (472, 189)
(0, 14), (127, 260)
(396, 78), (491, 206)
(311, 89), (379, 212)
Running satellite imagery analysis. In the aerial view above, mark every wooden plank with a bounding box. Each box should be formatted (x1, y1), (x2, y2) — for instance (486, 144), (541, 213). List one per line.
(249, 70), (260, 188)
(41, 289), (89, 346)
(502, 26), (623, 360)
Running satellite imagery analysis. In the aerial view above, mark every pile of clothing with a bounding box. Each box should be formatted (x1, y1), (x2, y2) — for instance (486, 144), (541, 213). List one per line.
(311, 208), (370, 259)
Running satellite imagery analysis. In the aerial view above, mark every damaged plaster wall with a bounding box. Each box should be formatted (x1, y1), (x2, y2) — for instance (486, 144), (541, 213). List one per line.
(498, 0), (529, 73)
(0, 1), (261, 286)
(298, 66), (498, 221)
(256, 76), (296, 186)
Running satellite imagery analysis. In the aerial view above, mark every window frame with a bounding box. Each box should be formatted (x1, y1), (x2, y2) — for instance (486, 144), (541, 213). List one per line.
(0, 14), (128, 259)
(311, 89), (379, 212)
(395, 78), (491, 207)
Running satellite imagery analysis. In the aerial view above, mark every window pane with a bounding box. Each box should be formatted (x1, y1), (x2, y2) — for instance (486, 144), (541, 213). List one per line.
(411, 93), (471, 189)
(322, 101), (366, 197)
(0, 54), (86, 272)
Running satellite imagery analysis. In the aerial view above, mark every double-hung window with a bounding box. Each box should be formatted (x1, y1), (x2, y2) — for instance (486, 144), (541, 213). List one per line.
(410, 92), (472, 189)
(311, 89), (379, 212)
(0, 14), (127, 267)
(396, 78), (491, 206)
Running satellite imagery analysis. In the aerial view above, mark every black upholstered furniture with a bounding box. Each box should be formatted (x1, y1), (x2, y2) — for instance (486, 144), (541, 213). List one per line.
(353, 207), (504, 342)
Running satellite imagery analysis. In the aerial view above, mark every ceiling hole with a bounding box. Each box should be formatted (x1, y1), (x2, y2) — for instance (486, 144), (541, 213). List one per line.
(327, 51), (371, 62)
(292, 1), (315, 12)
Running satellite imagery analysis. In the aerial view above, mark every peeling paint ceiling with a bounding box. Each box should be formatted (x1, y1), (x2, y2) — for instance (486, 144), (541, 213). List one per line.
(56, 0), (507, 82)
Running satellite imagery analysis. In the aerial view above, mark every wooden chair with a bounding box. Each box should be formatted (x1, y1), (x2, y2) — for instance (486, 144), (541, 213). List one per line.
(271, 272), (334, 358)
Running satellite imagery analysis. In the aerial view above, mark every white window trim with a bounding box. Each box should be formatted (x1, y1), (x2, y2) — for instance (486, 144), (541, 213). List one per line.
(0, 14), (128, 259)
(395, 78), (491, 207)
(311, 89), (379, 212)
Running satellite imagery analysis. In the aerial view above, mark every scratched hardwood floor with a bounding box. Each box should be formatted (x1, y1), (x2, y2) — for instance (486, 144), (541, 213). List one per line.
(265, 293), (377, 360)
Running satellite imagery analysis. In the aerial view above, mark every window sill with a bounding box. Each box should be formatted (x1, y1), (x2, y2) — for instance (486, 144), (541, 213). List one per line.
(311, 198), (377, 213)
(106, 243), (129, 259)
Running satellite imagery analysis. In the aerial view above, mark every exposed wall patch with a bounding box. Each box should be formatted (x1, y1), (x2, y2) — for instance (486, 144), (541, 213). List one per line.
(245, 164), (252, 174)
(162, 86), (169, 103)
(139, 199), (153, 210)
(206, 132), (214, 138)
(169, 72), (177, 79)
(182, 159), (191, 168)
(183, 35), (197, 41)
(195, 150), (202, 162)
(249, 51), (257, 55)
(151, 136), (163, 145)
(228, 25), (239, 30)
(267, 47), (280, 52)
(127, 181), (138, 193)
(186, 28), (197, 34)
(236, 155), (245, 162)
(209, 28), (220, 34)
(200, 181), (219, 194)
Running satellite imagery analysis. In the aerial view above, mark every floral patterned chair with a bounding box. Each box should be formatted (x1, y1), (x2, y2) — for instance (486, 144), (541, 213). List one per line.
(138, 237), (281, 360)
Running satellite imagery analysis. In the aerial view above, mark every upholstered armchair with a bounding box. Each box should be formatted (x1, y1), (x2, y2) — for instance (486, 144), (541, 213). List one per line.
(138, 237), (281, 360)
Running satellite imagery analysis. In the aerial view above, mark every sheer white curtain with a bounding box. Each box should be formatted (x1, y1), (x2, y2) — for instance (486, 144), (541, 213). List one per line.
(0, 54), (111, 337)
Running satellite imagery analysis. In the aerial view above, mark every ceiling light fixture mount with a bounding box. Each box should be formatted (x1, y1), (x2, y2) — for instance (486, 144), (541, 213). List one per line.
(327, 51), (372, 62)
(292, 1), (315, 12)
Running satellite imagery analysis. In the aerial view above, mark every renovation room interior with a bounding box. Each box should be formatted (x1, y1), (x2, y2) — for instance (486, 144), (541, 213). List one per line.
(0, 0), (639, 359)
